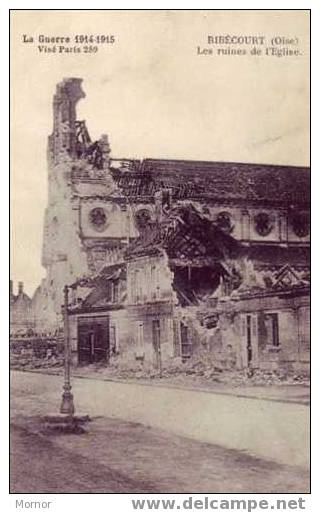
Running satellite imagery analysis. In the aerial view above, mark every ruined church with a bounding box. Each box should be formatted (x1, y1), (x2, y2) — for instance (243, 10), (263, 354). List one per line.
(31, 78), (310, 371)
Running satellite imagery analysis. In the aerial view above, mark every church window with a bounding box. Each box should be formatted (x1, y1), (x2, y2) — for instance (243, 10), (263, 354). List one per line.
(254, 212), (274, 236)
(216, 211), (234, 233)
(89, 207), (107, 231)
(291, 211), (310, 238)
(134, 209), (152, 230)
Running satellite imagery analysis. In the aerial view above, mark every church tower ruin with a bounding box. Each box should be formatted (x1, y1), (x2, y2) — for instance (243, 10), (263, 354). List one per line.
(36, 78), (130, 331)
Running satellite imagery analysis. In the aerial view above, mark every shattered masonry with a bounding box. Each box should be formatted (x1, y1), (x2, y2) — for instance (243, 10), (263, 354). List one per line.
(11, 78), (310, 373)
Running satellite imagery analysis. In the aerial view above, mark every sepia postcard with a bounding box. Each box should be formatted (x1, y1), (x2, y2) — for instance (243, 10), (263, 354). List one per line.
(10, 9), (310, 496)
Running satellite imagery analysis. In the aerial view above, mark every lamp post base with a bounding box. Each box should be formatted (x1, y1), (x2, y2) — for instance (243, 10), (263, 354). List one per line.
(60, 385), (75, 415)
(43, 414), (90, 434)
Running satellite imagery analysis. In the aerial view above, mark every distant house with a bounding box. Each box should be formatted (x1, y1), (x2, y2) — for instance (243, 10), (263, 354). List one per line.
(10, 281), (34, 336)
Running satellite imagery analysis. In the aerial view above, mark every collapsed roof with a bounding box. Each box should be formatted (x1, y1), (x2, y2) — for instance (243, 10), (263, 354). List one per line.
(110, 158), (310, 205)
(125, 203), (240, 263)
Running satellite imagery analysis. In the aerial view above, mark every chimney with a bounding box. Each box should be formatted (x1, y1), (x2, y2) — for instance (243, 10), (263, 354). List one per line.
(18, 281), (24, 296)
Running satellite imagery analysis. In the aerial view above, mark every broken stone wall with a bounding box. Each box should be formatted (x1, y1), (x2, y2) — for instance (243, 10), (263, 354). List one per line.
(118, 304), (175, 366)
(172, 305), (239, 370)
(127, 254), (176, 305)
(217, 292), (310, 372)
(40, 78), (117, 330)
(169, 286), (310, 374)
(69, 303), (175, 369)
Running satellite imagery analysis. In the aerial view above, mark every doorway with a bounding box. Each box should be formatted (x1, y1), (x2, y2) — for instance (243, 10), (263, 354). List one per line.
(180, 322), (192, 361)
(78, 316), (110, 364)
(152, 319), (161, 370)
(246, 315), (252, 364)
(241, 314), (258, 368)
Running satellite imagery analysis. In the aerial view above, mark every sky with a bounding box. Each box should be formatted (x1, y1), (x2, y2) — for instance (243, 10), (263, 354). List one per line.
(10, 10), (310, 296)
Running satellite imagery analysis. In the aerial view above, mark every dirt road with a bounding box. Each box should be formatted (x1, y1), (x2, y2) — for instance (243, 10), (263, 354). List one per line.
(10, 371), (310, 493)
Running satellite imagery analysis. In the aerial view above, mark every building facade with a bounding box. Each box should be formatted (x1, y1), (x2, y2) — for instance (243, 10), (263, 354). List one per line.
(30, 78), (310, 371)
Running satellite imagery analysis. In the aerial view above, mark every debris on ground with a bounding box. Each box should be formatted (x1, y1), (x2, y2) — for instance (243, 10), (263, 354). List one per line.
(10, 352), (309, 387)
(10, 353), (64, 370)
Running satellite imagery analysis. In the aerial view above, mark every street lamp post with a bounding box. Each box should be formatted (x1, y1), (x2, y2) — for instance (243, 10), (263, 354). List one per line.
(60, 285), (75, 415)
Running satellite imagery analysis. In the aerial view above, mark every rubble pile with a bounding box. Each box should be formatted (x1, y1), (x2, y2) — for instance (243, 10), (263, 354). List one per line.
(10, 347), (309, 387)
(10, 352), (64, 371)
(234, 368), (310, 386)
(76, 356), (309, 386)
